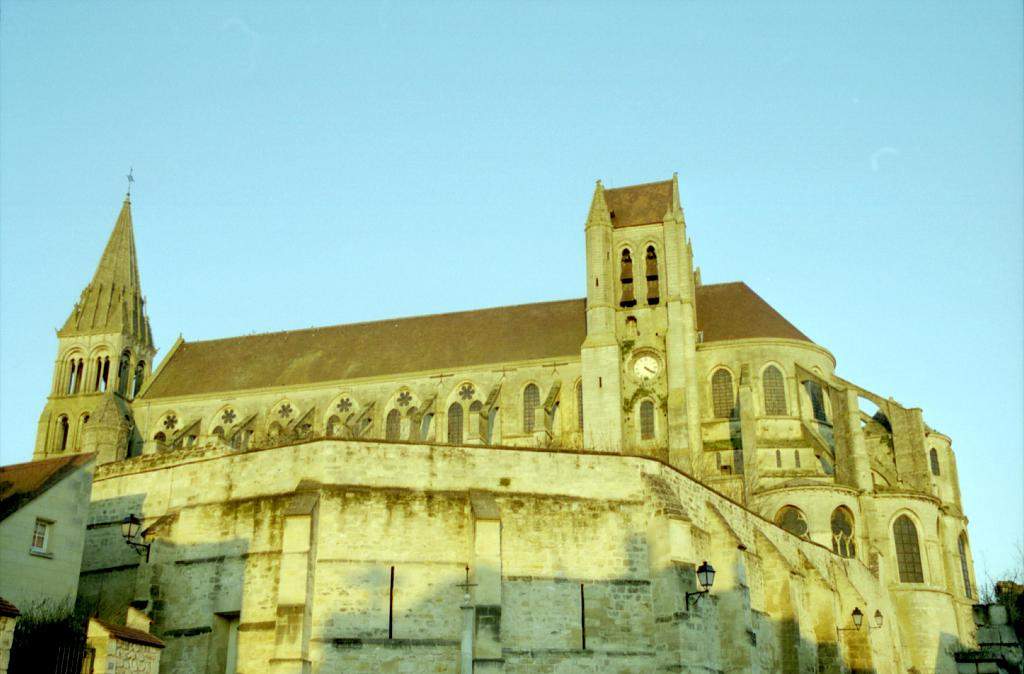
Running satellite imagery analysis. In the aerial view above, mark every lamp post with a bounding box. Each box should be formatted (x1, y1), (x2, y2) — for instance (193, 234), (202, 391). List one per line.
(685, 561), (716, 609)
(120, 514), (151, 562)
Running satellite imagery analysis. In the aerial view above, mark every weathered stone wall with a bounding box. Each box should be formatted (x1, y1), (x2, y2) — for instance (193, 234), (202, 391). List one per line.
(75, 438), (974, 673)
(0, 615), (16, 674)
(89, 635), (162, 674)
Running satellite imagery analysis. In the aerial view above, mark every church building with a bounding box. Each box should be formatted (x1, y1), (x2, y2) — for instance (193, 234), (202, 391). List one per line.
(32, 175), (977, 673)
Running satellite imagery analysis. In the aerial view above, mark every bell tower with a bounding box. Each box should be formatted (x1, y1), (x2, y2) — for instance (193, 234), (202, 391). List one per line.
(580, 175), (702, 471)
(33, 193), (155, 464)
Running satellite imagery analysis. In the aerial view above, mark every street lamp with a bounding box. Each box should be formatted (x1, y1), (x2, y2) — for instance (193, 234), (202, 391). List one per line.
(120, 514), (151, 562)
(872, 610), (883, 629)
(837, 607), (863, 632)
(685, 561), (716, 609)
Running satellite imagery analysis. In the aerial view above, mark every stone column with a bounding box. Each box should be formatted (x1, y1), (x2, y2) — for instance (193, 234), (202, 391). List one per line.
(269, 486), (319, 674)
(737, 365), (758, 504)
(470, 492), (503, 672)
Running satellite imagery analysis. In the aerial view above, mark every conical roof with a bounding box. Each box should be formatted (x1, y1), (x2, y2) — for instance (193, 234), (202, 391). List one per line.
(60, 197), (153, 347)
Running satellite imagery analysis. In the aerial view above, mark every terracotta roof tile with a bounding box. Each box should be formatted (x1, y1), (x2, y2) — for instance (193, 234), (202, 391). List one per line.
(93, 618), (165, 648)
(0, 454), (94, 522)
(142, 283), (811, 398)
(0, 596), (20, 617)
(604, 180), (673, 228)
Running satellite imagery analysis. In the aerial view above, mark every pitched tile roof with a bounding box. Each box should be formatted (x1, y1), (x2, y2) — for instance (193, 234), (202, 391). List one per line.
(141, 282), (810, 399)
(92, 618), (165, 648)
(0, 596), (20, 617)
(604, 180), (673, 228)
(0, 454), (94, 522)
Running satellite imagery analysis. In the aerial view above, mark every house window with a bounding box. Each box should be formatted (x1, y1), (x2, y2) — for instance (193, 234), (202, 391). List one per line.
(711, 369), (736, 419)
(929, 448), (940, 476)
(831, 507), (856, 558)
(386, 409), (401, 441)
(31, 519), (51, 554)
(762, 365), (787, 415)
(447, 403), (463, 444)
(893, 515), (924, 583)
(523, 384), (540, 433)
(639, 400), (655, 440)
(775, 506), (808, 538)
(645, 246), (660, 305)
(958, 534), (972, 599)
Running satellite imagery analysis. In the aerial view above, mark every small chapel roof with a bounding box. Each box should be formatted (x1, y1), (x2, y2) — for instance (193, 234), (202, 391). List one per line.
(142, 282), (810, 399)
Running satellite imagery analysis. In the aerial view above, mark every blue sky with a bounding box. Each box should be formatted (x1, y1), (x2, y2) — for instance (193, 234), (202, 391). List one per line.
(1, 2), (1021, 582)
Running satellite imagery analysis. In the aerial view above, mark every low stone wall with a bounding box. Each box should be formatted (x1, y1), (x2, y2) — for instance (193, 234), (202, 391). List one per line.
(0, 614), (17, 674)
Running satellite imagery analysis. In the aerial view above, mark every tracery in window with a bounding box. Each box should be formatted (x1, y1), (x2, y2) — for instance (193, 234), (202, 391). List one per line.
(336, 398), (353, 413)
(639, 400), (655, 440)
(386, 409), (401, 441)
(831, 507), (856, 558)
(448, 403), (464, 444)
(893, 515), (924, 583)
(397, 391), (412, 407)
(762, 365), (787, 415)
(929, 448), (940, 476)
(459, 384), (475, 401)
(958, 534), (972, 599)
(645, 246), (660, 305)
(523, 384), (540, 433)
(711, 369), (736, 419)
(619, 249), (636, 308)
(775, 506), (808, 538)
(222, 409), (237, 426)
(163, 415), (178, 431)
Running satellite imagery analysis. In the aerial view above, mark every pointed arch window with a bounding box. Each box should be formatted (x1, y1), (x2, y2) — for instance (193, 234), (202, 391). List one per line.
(77, 414), (90, 450)
(95, 356), (111, 392)
(711, 369), (736, 419)
(326, 415), (342, 437)
(576, 381), (584, 431)
(132, 361), (145, 398)
(893, 515), (924, 583)
(775, 506), (808, 538)
(831, 507), (856, 558)
(386, 409), (402, 441)
(958, 534), (973, 598)
(67, 358), (84, 395)
(406, 407), (419, 441)
(486, 407), (499, 445)
(762, 365), (787, 416)
(804, 380), (827, 422)
(153, 431), (166, 444)
(639, 400), (655, 440)
(469, 400), (483, 439)
(523, 384), (540, 433)
(619, 249), (636, 308)
(929, 448), (940, 476)
(420, 412), (434, 441)
(447, 403), (464, 444)
(56, 415), (70, 452)
(645, 246), (660, 305)
(117, 351), (131, 396)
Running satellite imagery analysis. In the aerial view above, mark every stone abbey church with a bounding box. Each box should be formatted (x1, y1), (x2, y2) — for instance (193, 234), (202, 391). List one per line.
(32, 175), (977, 673)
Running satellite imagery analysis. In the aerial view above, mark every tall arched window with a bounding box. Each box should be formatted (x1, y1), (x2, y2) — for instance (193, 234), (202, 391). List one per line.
(56, 415), (70, 452)
(958, 534), (973, 599)
(523, 384), (540, 433)
(132, 361), (145, 398)
(831, 507), (856, 558)
(469, 401), (483, 439)
(929, 448), (940, 476)
(775, 506), (808, 538)
(77, 414), (90, 450)
(619, 249), (636, 308)
(406, 407), (419, 441)
(639, 400), (655, 440)
(95, 356), (110, 392)
(804, 380), (827, 422)
(66, 358), (83, 394)
(487, 407), (499, 445)
(645, 246), (660, 305)
(386, 409), (401, 441)
(762, 365), (787, 415)
(711, 369), (736, 419)
(421, 412), (434, 440)
(448, 403), (464, 444)
(775, 450), (782, 468)
(576, 381), (584, 431)
(893, 515), (924, 583)
(117, 351), (131, 396)
(326, 415), (341, 437)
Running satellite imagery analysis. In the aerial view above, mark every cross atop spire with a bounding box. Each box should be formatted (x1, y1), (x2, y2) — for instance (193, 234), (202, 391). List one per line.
(126, 167), (134, 198)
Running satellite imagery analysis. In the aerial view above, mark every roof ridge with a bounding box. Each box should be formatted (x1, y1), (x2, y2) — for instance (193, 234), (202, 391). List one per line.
(604, 178), (673, 191)
(182, 297), (587, 347)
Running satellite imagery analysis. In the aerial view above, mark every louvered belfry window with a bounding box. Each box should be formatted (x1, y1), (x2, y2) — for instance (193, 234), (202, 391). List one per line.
(893, 515), (924, 583)
(645, 246), (660, 305)
(619, 249), (636, 307)
(640, 400), (655, 440)
(711, 369), (736, 419)
(523, 384), (540, 432)
(386, 409), (401, 441)
(762, 365), (787, 416)
(447, 403), (463, 445)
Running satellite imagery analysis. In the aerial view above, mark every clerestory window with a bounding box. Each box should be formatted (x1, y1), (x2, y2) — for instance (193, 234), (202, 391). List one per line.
(711, 369), (736, 419)
(762, 365), (787, 415)
(893, 515), (924, 583)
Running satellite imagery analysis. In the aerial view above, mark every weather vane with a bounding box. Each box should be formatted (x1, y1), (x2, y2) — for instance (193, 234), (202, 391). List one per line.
(126, 167), (134, 197)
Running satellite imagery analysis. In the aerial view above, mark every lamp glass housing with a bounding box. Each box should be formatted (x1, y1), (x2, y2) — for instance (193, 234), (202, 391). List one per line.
(121, 514), (141, 541)
(696, 561), (715, 590)
(851, 607), (863, 628)
(873, 610), (883, 628)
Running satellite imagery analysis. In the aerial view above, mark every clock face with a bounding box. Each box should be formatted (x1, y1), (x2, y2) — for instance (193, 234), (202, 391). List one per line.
(632, 355), (661, 382)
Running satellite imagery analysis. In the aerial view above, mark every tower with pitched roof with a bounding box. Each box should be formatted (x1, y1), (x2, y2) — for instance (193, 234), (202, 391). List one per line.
(33, 195), (155, 463)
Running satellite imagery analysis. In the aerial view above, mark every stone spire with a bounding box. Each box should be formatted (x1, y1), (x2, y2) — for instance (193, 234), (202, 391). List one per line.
(60, 196), (153, 349)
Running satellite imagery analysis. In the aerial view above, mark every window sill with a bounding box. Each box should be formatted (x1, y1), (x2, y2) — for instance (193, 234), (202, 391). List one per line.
(29, 549), (53, 559)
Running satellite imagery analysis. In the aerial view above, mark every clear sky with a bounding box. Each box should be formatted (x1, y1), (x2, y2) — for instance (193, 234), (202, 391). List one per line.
(1, 2), (1021, 583)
